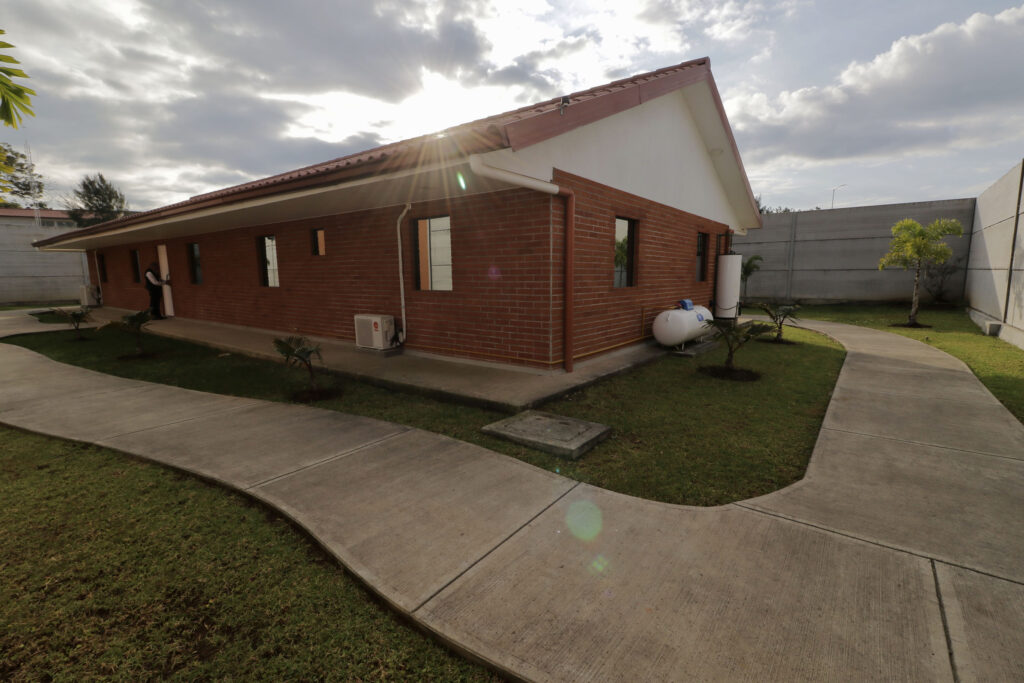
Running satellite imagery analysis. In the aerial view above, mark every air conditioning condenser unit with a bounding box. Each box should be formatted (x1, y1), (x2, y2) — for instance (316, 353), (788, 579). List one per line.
(354, 314), (396, 350)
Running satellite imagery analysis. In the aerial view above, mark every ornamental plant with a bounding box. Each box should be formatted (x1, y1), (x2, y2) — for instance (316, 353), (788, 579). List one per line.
(758, 302), (800, 343)
(273, 335), (323, 394)
(49, 306), (92, 340)
(878, 218), (963, 326)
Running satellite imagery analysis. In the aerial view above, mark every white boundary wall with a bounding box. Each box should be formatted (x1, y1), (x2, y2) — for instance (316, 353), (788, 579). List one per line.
(732, 199), (976, 303)
(1, 214), (91, 304)
(965, 160), (1024, 350)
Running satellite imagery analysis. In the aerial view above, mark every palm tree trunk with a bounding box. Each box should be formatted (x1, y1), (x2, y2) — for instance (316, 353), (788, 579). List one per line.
(909, 262), (921, 325)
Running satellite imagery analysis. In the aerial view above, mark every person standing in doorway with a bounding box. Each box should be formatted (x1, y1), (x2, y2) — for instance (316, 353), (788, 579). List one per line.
(144, 261), (170, 319)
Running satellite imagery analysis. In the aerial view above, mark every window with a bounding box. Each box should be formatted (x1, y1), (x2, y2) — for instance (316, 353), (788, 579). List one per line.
(130, 249), (142, 282)
(259, 235), (280, 287)
(187, 243), (202, 284)
(416, 216), (452, 291)
(613, 217), (637, 288)
(96, 253), (108, 283)
(311, 228), (326, 256)
(696, 232), (709, 282)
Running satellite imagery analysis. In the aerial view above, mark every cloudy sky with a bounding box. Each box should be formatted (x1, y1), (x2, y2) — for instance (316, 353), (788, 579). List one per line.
(4, 1), (1023, 213)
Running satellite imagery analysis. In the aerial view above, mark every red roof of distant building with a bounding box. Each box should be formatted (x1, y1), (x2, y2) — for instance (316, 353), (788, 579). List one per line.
(0, 208), (72, 219)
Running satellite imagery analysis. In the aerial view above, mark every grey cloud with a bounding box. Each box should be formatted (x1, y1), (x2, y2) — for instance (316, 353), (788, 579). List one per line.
(730, 6), (1024, 164)
(135, 0), (492, 102)
(483, 30), (601, 98)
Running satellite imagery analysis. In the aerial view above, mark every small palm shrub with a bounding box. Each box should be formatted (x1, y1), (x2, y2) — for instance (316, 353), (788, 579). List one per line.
(273, 335), (330, 400)
(758, 302), (801, 343)
(50, 306), (92, 340)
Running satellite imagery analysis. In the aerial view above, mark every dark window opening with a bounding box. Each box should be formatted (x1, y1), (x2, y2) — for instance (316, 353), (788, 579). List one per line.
(696, 232), (709, 282)
(187, 243), (202, 284)
(130, 249), (141, 282)
(415, 216), (452, 291)
(96, 253), (108, 283)
(614, 217), (637, 288)
(312, 228), (326, 256)
(259, 235), (279, 287)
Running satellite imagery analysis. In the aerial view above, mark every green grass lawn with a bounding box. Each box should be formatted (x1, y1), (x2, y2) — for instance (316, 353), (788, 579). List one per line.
(0, 426), (497, 681)
(797, 303), (1024, 422)
(0, 301), (77, 311)
(3, 324), (844, 506)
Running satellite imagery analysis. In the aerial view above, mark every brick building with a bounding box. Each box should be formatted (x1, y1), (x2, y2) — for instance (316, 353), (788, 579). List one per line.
(36, 58), (761, 371)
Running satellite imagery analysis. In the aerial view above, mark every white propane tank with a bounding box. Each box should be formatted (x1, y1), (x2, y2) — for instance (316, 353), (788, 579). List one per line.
(715, 253), (743, 319)
(652, 306), (713, 347)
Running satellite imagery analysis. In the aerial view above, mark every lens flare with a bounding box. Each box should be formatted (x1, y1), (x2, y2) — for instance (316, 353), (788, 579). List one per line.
(488, 265), (501, 280)
(566, 499), (602, 542)
(457, 171), (467, 190)
(589, 554), (609, 575)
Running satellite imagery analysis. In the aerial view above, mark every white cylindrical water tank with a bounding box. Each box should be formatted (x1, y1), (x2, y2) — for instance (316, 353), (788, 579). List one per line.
(716, 253), (743, 319)
(652, 306), (713, 347)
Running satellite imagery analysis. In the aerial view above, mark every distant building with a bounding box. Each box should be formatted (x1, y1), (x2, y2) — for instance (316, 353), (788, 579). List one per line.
(1, 208), (92, 304)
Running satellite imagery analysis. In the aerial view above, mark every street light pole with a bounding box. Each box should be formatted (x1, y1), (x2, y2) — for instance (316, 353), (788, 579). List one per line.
(831, 184), (847, 209)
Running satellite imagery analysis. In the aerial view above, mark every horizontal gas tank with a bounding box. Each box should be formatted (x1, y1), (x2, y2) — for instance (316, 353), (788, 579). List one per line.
(652, 306), (713, 347)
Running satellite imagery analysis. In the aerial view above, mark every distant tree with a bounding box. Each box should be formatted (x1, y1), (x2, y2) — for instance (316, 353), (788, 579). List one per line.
(65, 173), (128, 226)
(754, 194), (793, 215)
(879, 218), (963, 326)
(0, 142), (45, 207)
(0, 30), (35, 128)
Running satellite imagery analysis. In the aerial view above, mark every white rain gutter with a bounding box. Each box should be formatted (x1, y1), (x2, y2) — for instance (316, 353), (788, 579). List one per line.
(468, 154), (559, 195)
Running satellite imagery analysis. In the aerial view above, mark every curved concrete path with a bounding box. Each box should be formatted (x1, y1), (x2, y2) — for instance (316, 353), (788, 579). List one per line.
(1, 311), (1022, 681)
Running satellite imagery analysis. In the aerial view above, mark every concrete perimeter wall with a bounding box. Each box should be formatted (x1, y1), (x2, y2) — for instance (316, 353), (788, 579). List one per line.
(733, 199), (976, 303)
(965, 159), (1024, 350)
(1, 218), (90, 304)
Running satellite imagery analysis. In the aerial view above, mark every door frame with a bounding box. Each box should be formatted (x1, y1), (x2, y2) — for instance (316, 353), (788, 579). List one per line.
(156, 244), (175, 317)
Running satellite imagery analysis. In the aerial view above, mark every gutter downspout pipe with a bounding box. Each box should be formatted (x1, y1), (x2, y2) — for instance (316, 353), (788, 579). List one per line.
(396, 202), (412, 343)
(468, 154), (576, 372)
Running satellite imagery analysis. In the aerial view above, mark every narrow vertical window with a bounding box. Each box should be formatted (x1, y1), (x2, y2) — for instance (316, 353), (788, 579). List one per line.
(311, 228), (326, 256)
(97, 253), (108, 283)
(259, 235), (280, 287)
(613, 217), (637, 288)
(696, 232), (709, 282)
(416, 216), (452, 291)
(130, 249), (142, 282)
(187, 243), (202, 284)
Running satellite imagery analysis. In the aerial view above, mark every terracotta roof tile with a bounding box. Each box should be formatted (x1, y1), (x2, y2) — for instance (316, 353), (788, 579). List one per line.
(36, 58), (710, 244)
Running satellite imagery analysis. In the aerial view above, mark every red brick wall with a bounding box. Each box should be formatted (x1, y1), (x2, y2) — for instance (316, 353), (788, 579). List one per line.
(553, 169), (730, 361)
(90, 172), (730, 368)
(92, 187), (559, 366)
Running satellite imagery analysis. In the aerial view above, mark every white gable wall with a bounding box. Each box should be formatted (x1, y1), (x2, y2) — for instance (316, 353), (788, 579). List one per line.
(479, 86), (744, 232)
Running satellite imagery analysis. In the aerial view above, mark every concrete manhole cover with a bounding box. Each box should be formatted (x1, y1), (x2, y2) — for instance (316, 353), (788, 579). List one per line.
(481, 410), (611, 460)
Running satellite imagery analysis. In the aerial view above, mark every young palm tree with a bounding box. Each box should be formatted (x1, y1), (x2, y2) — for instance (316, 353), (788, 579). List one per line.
(273, 336), (323, 393)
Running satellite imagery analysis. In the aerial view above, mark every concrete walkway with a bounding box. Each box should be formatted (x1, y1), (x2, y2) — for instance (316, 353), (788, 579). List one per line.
(87, 307), (666, 411)
(1, 311), (1022, 681)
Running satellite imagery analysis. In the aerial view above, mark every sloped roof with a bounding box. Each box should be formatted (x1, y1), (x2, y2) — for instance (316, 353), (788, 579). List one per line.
(38, 57), (757, 247)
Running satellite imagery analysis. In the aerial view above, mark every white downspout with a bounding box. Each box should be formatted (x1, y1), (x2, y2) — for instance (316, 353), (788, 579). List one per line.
(396, 202), (412, 343)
